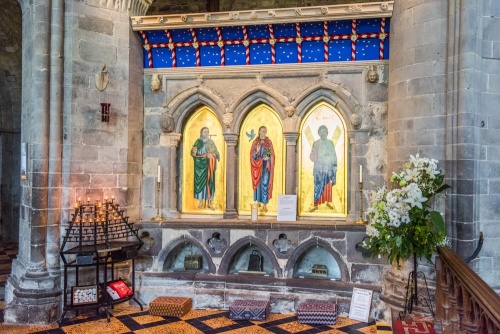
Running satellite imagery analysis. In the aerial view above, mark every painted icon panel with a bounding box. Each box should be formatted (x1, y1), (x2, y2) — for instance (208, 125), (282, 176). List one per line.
(238, 104), (284, 216)
(298, 102), (347, 217)
(182, 106), (226, 214)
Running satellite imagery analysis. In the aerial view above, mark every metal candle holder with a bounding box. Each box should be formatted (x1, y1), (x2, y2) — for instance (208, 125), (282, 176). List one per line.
(152, 181), (165, 221)
(355, 182), (368, 224)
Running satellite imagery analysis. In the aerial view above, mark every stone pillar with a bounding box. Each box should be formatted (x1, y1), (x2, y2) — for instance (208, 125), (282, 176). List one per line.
(283, 132), (299, 195)
(223, 133), (238, 219)
(383, 0), (448, 316)
(443, 0), (483, 262)
(346, 131), (357, 223)
(4, 0), (62, 324)
(387, 0), (447, 172)
(5, 0), (153, 325)
(160, 133), (181, 218)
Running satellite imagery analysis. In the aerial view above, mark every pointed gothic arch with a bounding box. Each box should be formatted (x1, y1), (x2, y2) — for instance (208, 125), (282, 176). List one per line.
(166, 87), (226, 133)
(229, 85), (288, 133)
(293, 82), (360, 132)
(218, 235), (282, 277)
(284, 237), (349, 281)
(155, 234), (216, 274)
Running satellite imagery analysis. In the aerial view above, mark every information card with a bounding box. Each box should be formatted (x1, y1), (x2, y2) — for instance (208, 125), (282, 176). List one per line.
(348, 287), (373, 323)
(277, 195), (297, 221)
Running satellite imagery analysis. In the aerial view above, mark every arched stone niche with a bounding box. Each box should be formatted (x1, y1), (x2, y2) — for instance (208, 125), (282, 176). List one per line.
(149, 65), (380, 222)
(285, 237), (349, 282)
(157, 235), (216, 274)
(218, 236), (282, 277)
(229, 86), (288, 133)
(292, 246), (341, 280)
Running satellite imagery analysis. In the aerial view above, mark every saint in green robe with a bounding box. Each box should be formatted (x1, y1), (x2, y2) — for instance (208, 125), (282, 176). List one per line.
(192, 138), (220, 200)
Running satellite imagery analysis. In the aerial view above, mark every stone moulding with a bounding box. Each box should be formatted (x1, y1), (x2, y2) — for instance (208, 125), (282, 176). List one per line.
(144, 61), (388, 77)
(130, 1), (394, 31)
(86, 0), (152, 16)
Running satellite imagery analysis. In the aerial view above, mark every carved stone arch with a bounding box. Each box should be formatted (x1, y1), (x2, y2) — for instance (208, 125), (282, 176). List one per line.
(155, 234), (216, 274)
(229, 86), (288, 133)
(284, 237), (349, 282)
(166, 87), (226, 133)
(218, 236), (282, 277)
(292, 83), (360, 132)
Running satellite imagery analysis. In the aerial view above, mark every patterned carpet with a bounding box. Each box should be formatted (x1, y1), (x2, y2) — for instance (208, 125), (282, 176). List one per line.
(0, 243), (393, 334)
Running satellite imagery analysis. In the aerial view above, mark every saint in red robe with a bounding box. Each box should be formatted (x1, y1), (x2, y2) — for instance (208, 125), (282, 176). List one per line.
(250, 137), (275, 204)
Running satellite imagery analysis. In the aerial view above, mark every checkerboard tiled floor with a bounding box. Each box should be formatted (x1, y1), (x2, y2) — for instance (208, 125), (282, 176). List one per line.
(0, 243), (392, 334)
(0, 304), (392, 334)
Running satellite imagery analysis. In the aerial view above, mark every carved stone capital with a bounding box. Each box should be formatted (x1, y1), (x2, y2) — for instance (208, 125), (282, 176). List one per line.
(160, 133), (181, 147)
(283, 132), (299, 145)
(223, 133), (239, 146)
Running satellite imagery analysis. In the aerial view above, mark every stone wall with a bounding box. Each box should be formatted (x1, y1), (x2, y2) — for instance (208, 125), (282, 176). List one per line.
(5, 0), (146, 324)
(142, 62), (388, 220)
(63, 1), (144, 220)
(476, 0), (500, 289)
(387, 0), (447, 169)
(2, 0), (500, 325)
(135, 222), (392, 321)
(387, 0), (500, 292)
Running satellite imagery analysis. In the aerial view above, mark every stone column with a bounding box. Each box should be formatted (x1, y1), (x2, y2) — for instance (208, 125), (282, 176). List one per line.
(4, 0), (62, 324)
(387, 0), (447, 172)
(383, 0), (448, 317)
(5, 0), (153, 325)
(160, 133), (181, 218)
(346, 131), (357, 223)
(223, 133), (238, 219)
(283, 132), (299, 195)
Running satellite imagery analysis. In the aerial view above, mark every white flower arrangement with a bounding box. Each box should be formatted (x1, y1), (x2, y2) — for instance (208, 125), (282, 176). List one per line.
(364, 154), (450, 265)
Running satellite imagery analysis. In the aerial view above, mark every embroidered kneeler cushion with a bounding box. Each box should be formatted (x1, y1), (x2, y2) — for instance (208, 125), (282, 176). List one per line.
(229, 299), (270, 321)
(149, 296), (192, 317)
(296, 300), (337, 325)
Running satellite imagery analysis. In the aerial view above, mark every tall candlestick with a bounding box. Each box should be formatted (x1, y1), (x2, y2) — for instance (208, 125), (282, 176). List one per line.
(359, 165), (363, 183)
(152, 179), (165, 221)
(157, 165), (161, 181)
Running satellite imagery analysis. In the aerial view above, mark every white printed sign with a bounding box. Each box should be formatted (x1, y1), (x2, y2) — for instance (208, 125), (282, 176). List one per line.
(348, 287), (373, 322)
(277, 195), (297, 221)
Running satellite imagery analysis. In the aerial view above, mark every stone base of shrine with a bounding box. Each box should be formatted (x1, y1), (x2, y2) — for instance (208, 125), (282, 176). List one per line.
(134, 219), (393, 323)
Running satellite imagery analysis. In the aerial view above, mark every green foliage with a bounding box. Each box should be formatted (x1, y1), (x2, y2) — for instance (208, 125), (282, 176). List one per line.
(364, 154), (449, 265)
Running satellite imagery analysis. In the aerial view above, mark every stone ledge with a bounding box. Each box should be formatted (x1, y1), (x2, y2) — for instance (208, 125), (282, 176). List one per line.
(138, 271), (381, 292)
(131, 2), (394, 30)
(136, 219), (367, 231)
